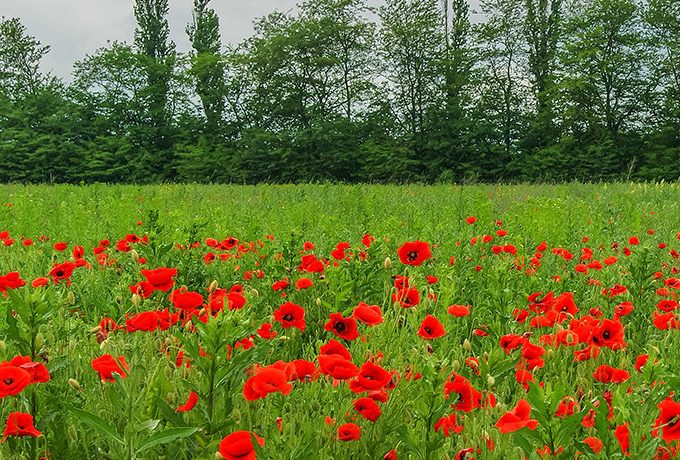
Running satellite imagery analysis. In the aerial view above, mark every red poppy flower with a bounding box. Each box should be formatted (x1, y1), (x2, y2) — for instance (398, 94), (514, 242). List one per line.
(273, 302), (306, 332)
(319, 339), (352, 361)
(466, 216), (477, 224)
(337, 423), (361, 441)
(0, 366), (31, 397)
(324, 313), (359, 340)
(615, 423), (630, 455)
(397, 241), (432, 266)
(317, 354), (359, 380)
(554, 397), (579, 418)
(2, 412), (41, 443)
(392, 287), (420, 307)
(91, 355), (129, 382)
(3, 357), (50, 384)
(218, 431), (264, 460)
(256, 323), (277, 339)
(448, 304), (471, 317)
(53, 242), (67, 252)
(125, 311), (159, 332)
(353, 397), (381, 422)
(384, 450), (397, 460)
(169, 288), (204, 312)
(243, 366), (293, 401)
(47, 261), (75, 287)
(455, 448), (475, 460)
(593, 365), (629, 383)
(291, 360), (318, 382)
(657, 300), (679, 312)
(653, 398), (680, 442)
(295, 278), (313, 290)
(434, 414), (464, 436)
(590, 319), (625, 350)
(130, 281), (154, 299)
(495, 399), (538, 433)
(356, 361), (391, 390)
(583, 437), (603, 453)
(175, 391), (198, 412)
(416, 315), (446, 340)
(444, 374), (482, 413)
(140, 267), (177, 292)
(352, 302), (384, 325)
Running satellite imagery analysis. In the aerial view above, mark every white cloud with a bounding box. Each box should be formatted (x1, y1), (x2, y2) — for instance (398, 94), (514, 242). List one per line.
(2, 0), (480, 81)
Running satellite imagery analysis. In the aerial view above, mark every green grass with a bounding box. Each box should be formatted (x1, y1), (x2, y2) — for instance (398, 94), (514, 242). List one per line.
(0, 182), (679, 459)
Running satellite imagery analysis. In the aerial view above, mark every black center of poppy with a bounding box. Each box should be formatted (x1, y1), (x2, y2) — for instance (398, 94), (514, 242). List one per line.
(56, 270), (64, 277)
(408, 251), (418, 261)
(424, 327), (432, 335)
(334, 322), (347, 333)
(282, 314), (293, 321)
(603, 331), (610, 339)
(3, 378), (13, 385)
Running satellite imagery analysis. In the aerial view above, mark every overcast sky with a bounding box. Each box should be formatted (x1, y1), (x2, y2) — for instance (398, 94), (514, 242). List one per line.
(2, 0), (483, 81)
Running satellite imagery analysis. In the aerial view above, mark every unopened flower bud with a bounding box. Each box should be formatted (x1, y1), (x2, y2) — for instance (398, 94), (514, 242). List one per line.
(67, 291), (75, 305)
(547, 349), (554, 360)
(483, 351), (489, 362)
(90, 325), (102, 334)
(35, 333), (44, 348)
(316, 298), (322, 306)
(232, 409), (241, 423)
(209, 280), (218, 293)
(0, 340), (6, 352)
(99, 339), (109, 350)
(463, 339), (471, 352)
(131, 249), (140, 263)
(215, 452), (225, 460)
(68, 378), (81, 391)
(131, 293), (141, 307)
(384, 257), (392, 270)
(311, 400), (321, 411)
(68, 425), (78, 441)
(452, 359), (460, 373)
(251, 288), (259, 298)
(652, 346), (660, 355)
(115, 295), (122, 305)
(487, 375), (495, 387)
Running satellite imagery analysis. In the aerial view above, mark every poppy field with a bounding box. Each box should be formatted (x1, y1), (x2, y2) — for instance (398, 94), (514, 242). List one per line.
(2, 182), (680, 460)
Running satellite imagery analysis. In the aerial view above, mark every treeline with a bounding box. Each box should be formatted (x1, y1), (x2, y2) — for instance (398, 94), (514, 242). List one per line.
(0, 0), (679, 184)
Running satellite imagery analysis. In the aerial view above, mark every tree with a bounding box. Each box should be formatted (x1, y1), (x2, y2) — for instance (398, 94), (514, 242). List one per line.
(187, 0), (225, 134)
(134, 0), (177, 180)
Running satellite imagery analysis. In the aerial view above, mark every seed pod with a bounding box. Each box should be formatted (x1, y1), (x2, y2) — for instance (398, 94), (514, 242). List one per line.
(384, 257), (392, 270)
(131, 293), (141, 307)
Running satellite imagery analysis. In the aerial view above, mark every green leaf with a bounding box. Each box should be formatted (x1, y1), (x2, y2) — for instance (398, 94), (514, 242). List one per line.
(67, 404), (124, 444)
(135, 427), (199, 453)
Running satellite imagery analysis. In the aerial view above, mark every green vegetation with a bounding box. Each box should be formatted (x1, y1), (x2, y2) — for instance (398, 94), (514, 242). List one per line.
(1, 0), (679, 184)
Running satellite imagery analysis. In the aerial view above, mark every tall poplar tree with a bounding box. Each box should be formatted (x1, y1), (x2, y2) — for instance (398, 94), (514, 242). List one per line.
(134, 0), (176, 179)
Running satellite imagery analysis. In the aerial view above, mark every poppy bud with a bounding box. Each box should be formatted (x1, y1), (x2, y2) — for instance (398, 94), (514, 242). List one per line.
(547, 349), (554, 360)
(487, 375), (495, 387)
(99, 339), (109, 350)
(251, 288), (259, 298)
(427, 344), (434, 354)
(132, 293), (141, 307)
(232, 409), (241, 423)
(463, 339), (471, 352)
(0, 340), (5, 352)
(68, 378), (81, 391)
(115, 295), (122, 305)
(67, 291), (75, 305)
(165, 337), (172, 346)
(36, 333), (44, 348)
(311, 400), (321, 412)
(452, 359), (460, 373)
(483, 351), (489, 362)
(68, 425), (78, 441)
(209, 279), (218, 293)
(215, 452), (225, 460)
(652, 346), (660, 355)
(316, 298), (322, 306)
(131, 249), (140, 263)
(384, 257), (392, 270)
(90, 325), (102, 333)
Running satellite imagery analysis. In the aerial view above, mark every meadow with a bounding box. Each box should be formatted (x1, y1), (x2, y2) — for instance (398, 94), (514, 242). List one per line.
(1, 182), (680, 459)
